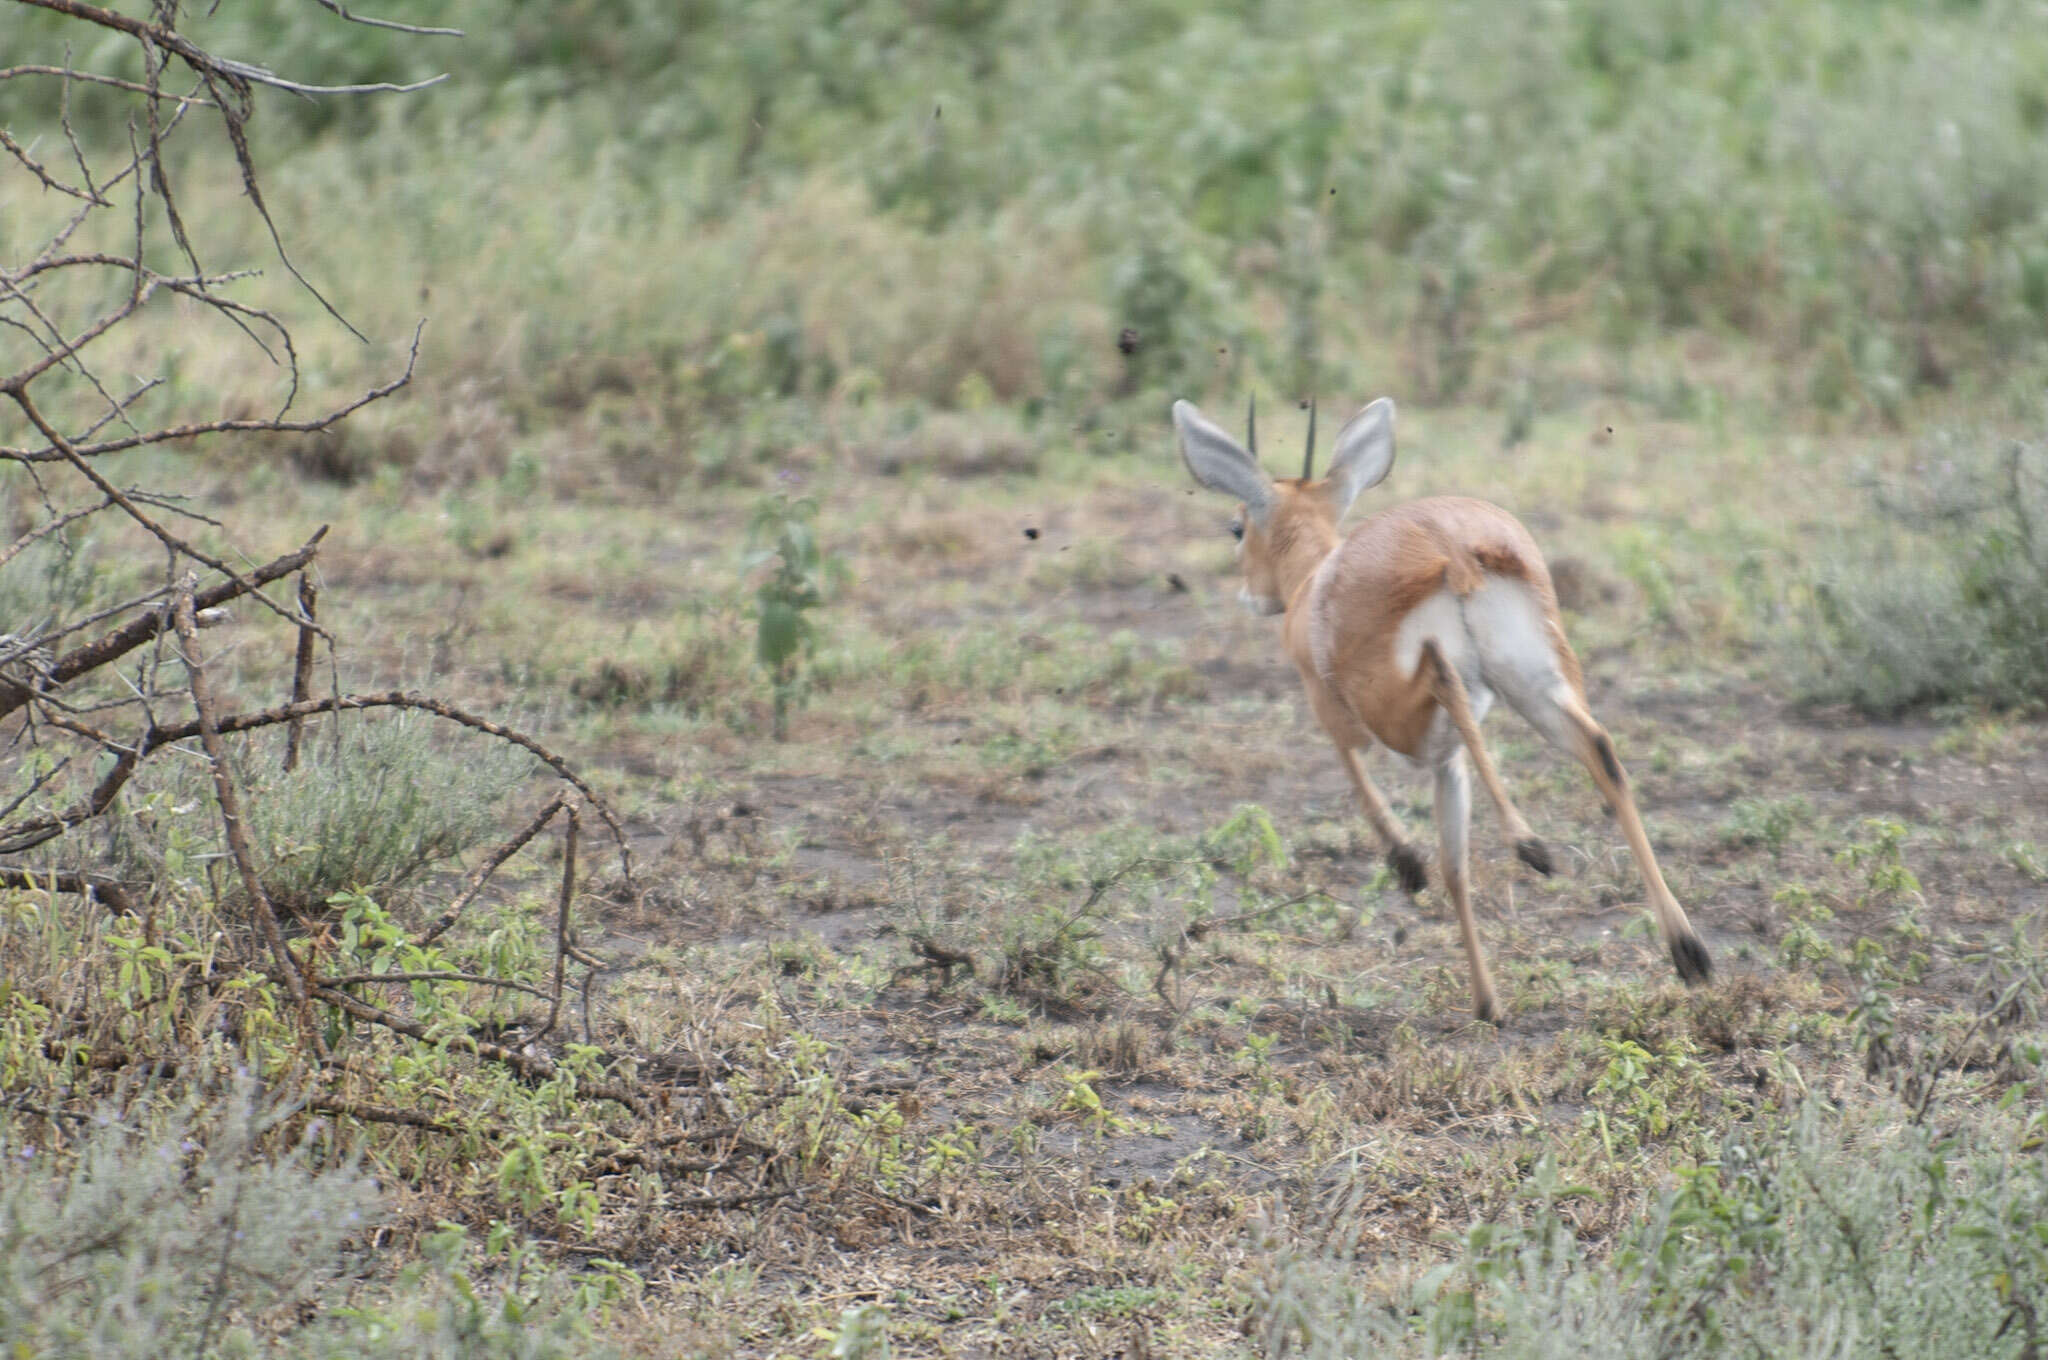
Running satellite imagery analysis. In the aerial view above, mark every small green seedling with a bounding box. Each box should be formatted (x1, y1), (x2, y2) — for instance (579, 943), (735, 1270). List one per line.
(745, 492), (835, 741)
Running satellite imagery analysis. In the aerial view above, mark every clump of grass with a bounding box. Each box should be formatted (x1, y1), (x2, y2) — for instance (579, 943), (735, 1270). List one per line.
(105, 713), (536, 915)
(890, 808), (1312, 1010)
(1254, 1101), (2048, 1358)
(1789, 434), (2048, 713)
(569, 614), (754, 716)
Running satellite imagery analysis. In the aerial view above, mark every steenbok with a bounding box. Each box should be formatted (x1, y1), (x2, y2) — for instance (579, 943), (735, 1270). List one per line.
(1172, 395), (1711, 1023)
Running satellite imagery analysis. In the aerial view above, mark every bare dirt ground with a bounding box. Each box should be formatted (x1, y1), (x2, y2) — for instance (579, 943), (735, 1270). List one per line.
(576, 562), (2044, 1351)
(281, 426), (2048, 1355)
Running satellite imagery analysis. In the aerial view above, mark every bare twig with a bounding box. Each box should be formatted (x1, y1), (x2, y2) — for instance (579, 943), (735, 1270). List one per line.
(586, 1147), (769, 1180)
(534, 805), (579, 1043)
(2, 321), (423, 461)
(1, 688), (630, 872)
(418, 793), (569, 948)
(1153, 888), (1333, 1015)
(11, 0), (449, 97)
(0, 751), (69, 823)
(0, 63), (219, 103)
(213, 66), (451, 97)
(303, 0), (464, 37)
(316, 970), (554, 1002)
(7, 582), (175, 671)
(667, 1186), (802, 1213)
(302, 1095), (459, 1135)
(12, 389), (329, 639)
(0, 125), (107, 203)
(1185, 888), (1331, 942)
(0, 740), (136, 853)
(1, 528), (326, 722)
(0, 498), (111, 572)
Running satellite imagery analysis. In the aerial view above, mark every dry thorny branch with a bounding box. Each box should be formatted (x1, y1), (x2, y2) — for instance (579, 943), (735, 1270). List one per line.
(0, 1), (779, 1209)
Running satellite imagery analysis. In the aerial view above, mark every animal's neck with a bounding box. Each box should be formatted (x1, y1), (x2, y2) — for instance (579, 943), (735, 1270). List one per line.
(1272, 512), (1340, 611)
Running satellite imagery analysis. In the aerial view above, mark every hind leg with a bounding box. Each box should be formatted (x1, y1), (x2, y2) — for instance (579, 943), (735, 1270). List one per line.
(1434, 751), (1501, 1024)
(1419, 640), (1553, 877)
(1505, 680), (1713, 985)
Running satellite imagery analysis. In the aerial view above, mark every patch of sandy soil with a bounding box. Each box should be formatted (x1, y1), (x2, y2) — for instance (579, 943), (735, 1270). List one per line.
(576, 560), (2048, 1318)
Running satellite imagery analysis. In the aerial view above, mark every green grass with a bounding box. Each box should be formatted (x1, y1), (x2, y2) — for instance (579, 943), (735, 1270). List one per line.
(18, 0), (2048, 460)
(1254, 1097), (2048, 1358)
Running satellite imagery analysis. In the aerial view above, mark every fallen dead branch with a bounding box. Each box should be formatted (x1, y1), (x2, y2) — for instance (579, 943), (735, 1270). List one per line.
(0, 866), (137, 913)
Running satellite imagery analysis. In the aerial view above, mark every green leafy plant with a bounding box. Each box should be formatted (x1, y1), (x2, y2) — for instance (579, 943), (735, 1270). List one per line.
(824, 1302), (893, 1360)
(1057, 1068), (1133, 1137)
(1774, 883), (1839, 973)
(1581, 1035), (1712, 1157)
(1718, 796), (1810, 862)
(1835, 817), (1924, 908)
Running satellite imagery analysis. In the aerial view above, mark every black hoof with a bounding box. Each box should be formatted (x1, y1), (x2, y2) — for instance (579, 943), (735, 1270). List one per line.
(1474, 996), (1504, 1026)
(1387, 843), (1428, 895)
(1671, 932), (1714, 986)
(1514, 837), (1555, 877)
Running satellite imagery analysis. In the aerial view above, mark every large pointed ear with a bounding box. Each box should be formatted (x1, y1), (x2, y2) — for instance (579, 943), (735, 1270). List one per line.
(1172, 400), (1274, 520)
(1324, 397), (1396, 517)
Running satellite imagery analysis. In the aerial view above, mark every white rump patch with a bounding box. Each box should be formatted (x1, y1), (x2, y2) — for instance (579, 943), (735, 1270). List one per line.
(1463, 578), (1566, 701)
(1392, 588), (1473, 683)
(1391, 577), (1570, 765)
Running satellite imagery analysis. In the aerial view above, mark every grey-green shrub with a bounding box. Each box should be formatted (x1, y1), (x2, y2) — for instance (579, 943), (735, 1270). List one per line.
(0, 1083), (627, 1359)
(106, 713), (536, 914)
(1790, 434), (2048, 713)
(1252, 1102), (2048, 1358)
(243, 714), (537, 913)
(0, 1084), (369, 1358)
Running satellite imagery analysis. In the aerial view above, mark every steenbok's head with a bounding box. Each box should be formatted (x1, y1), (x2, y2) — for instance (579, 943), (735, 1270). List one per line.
(1170, 396), (1397, 615)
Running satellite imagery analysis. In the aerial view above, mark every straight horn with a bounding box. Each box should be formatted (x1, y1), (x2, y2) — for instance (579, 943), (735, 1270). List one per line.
(1302, 397), (1317, 480)
(1246, 392), (1257, 457)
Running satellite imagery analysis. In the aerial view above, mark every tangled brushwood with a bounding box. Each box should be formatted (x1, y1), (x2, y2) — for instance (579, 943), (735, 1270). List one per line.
(1, 0), (786, 1263)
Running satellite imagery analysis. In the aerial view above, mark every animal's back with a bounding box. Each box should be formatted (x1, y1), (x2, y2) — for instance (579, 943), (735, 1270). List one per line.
(1296, 497), (1582, 758)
